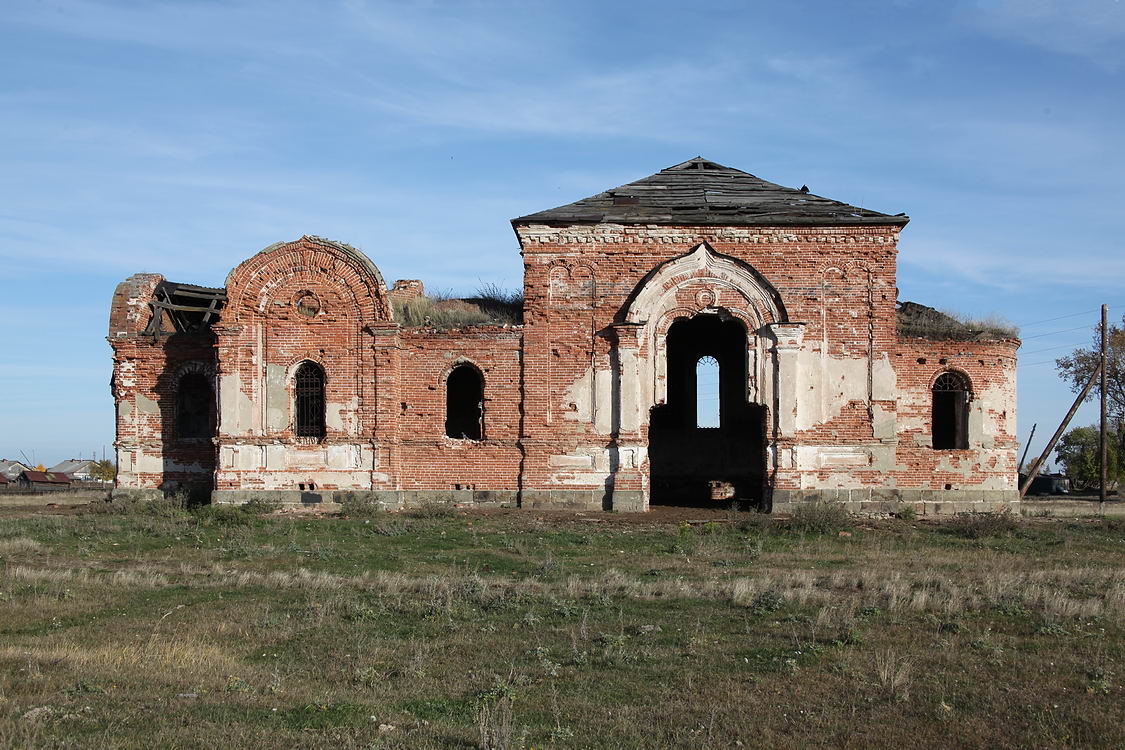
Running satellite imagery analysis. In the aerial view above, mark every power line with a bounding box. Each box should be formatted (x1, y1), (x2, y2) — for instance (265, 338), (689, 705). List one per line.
(1017, 302), (1124, 329)
(1020, 325), (1092, 340)
(1021, 342), (1085, 356)
(1017, 308), (1101, 328)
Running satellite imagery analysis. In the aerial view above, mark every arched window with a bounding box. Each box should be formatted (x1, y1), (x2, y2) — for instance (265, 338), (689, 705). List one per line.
(445, 365), (483, 440)
(696, 356), (720, 428)
(932, 371), (970, 450)
(176, 372), (212, 439)
(294, 362), (326, 438)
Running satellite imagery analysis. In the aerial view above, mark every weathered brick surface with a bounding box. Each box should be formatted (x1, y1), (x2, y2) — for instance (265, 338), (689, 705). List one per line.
(109, 205), (1018, 512)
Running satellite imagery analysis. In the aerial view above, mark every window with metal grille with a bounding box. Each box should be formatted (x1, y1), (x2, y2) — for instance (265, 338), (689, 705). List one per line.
(445, 365), (483, 440)
(294, 362), (326, 438)
(932, 371), (970, 450)
(176, 372), (212, 439)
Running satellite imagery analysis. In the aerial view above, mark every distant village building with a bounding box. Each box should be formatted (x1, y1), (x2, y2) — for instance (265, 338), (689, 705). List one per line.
(0, 460), (30, 482)
(18, 471), (73, 491)
(109, 158), (1019, 513)
(47, 459), (98, 482)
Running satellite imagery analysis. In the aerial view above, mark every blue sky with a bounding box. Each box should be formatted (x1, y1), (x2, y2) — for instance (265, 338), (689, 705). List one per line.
(2, 0), (1123, 469)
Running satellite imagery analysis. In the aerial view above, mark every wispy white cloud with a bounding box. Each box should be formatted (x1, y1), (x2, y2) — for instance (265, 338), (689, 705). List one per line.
(958, 0), (1125, 69)
(901, 235), (1125, 291)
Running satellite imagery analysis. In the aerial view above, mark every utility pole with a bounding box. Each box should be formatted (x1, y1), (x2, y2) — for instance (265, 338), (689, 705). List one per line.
(1021, 367), (1101, 498)
(1101, 304), (1108, 511)
(1018, 423), (1036, 473)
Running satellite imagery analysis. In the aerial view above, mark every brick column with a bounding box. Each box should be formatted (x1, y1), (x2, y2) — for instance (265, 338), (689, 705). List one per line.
(366, 322), (400, 491)
(763, 322), (805, 503)
(609, 323), (648, 512)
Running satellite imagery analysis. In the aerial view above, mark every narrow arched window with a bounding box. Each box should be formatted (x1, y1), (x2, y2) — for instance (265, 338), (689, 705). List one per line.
(445, 365), (483, 440)
(932, 371), (970, 450)
(176, 372), (212, 439)
(294, 362), (326, 438)
(696, 356), (720, 428)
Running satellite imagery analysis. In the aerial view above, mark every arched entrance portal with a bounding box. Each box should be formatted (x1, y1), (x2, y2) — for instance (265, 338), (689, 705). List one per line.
(648, 314), (767, 508)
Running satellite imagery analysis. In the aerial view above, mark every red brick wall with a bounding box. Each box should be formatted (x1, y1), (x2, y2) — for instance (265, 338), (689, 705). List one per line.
(109, 274), (217, 493)
(111, 225), (1018, 506)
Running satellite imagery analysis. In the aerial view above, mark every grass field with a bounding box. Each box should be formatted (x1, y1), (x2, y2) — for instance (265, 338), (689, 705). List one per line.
(1, 498), (1123, 749)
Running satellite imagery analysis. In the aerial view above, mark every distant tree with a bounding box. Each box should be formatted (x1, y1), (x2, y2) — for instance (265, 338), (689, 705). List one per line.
(1055, 425), (1124, 491)
(1056, 313), (1125, 426)
(89, 460), (117, 482)
(34, 463), (46, 472)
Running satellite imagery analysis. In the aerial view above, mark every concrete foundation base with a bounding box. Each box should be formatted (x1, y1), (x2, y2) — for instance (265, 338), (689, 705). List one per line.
(772, 488), (1020, 517)
(118, 484), (1022, 517)
(211, 488), (520, 509)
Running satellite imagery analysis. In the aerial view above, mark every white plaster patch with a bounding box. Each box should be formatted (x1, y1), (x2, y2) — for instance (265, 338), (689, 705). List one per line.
(327, 444), (360, 470)
(265, 364), (288, 431)
(136, 394), (159, 415)
(220, 373), (256, 436)
(265, 444), (286, 470)
(548, 454), (595, 469)
(236, 445), (265, 471)
(813, 447), (872, 468)
(326, 397), (360, 434)
(547, 471), (611, 487)
(793, 351), (895, 431)
(561, 368), (594, 424)
(286, 448), (326, 468)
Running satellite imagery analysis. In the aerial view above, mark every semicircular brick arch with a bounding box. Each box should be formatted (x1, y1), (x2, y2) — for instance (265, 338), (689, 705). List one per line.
(224, 235), (391, 324)
(621, 241), (787, 329)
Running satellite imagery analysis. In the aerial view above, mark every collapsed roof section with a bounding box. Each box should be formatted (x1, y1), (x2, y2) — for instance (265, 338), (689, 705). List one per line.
(513, 157), (910, 227)
(144, 281), (227, 335)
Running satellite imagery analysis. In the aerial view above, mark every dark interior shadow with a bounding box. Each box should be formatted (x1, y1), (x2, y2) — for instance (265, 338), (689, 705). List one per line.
(648, 314), (767, 510)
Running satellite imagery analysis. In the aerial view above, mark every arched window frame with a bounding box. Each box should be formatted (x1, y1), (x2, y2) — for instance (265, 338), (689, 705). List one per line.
(695, 355), (721, 429)
(444, 362), (484, 441)
(931, 370), (972, 450)
(293, 361), (327, 440)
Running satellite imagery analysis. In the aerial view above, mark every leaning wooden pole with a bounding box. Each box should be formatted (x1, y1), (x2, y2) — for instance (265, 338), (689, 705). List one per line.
(1020, 367), (1101, 498)
(1018, 423), (1036, 473)
(1100, 304), (1108, 509)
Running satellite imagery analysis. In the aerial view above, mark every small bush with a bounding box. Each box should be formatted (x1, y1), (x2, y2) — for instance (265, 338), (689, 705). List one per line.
(373, 519), (411, 536)
(786, 502), (852, 534)
(751, 589), (785, 615)
(476, 681), (517, 750)
(241, 497), (281, 515)
(99, 491), (190, 518)
(406, 501), (458, 519)
(897, 505), (918, 521)
(942, 511), (1018, 539)
(192, 505), (253, 528)
(337, 491), (383, 519)
(738, 513), (776, 535)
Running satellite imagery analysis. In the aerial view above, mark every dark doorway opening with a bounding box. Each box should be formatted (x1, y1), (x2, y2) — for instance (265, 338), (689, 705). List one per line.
(932, 371), (970, 450)
(175, 372), (213, 440)
(446, 365), (484, 440)
(649, 314), (767, 509)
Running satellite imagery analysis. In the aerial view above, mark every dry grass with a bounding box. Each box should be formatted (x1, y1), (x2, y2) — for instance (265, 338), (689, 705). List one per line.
(0, 537), (43, 555)
(0, 508), (1122, 748)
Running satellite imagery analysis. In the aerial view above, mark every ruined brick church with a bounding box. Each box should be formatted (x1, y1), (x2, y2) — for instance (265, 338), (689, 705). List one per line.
(109, 158), (1019, 513)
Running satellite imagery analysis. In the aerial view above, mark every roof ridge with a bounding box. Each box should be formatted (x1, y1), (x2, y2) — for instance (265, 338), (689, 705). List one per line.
(513, 158), (908, 227)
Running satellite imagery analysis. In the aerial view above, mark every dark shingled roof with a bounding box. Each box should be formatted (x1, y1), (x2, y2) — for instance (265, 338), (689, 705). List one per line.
(513, 157), (908, 227)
